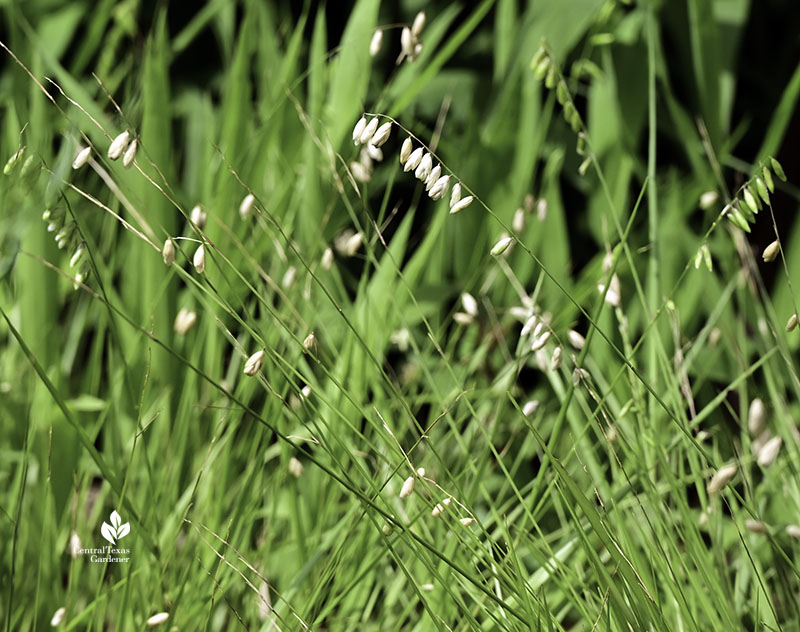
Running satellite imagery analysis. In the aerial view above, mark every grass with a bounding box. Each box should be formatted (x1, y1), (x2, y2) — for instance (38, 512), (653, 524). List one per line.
(2, 0), (800, 629)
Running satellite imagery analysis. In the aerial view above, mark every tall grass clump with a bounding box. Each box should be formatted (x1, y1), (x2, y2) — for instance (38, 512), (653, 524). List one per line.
(2, 1), (800, 630)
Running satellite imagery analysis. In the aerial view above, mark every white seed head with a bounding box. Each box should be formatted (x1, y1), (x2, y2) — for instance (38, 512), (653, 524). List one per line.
(301, 384), (312, 399)
(321, 246), (334, 270)
(190, 204), (207, 229)
(762, 239), (780, 262)
(428, 175), (451, 200)
(748, 398), (766, 436)
(400, 27), (414, 57)
(288, 457), (304, 477)
(442, 497), (452, 507)
(145, 612), (169, 627)
(107, 131), (130, 160)
(491, 235), (514, 256)
(425, 164), (442, 190)
(707, 463), (737, 494)
(453, 312), (473, 326)
(752, 430), (772, 458)
(461, 292), (478, 317)
(568, 329), (586, 350)
(400, 137), (413, 163)
(366, 144), (383, 161)
(244, 349), (266, 376)
(536, 198), (548, 221)
(450, 182), (462, 207)
(344, 231), (364, 256)
(551, 346), (562, 370)
(399, 476), (415, 498)
(174, 308), (197, 335)
(531, 331), (551, 352)
(51, 606), (66, 627)
(572, 367), (590, 384)
(69, 243), (85, 268)
(414, 152), (433, 180)
(162, 238), (176, 266)
(122, 138), (138, 168)
(352, 117), (367, 144)
(193, 244), (206, 274)
(68, 531), (82, 558)
(239, 193), (256, 219)
(413, 42), (423, 60)
(520, 315), (538, 337)
(404, 147), (424, 172)
(370, 121), (392, 148)
(369, 29), (383, 56)
(431, 503), (445, 517)
(598, 274), (621, 307)
(450, 195), (474, 215)
(745, 519), (768, 534)
(411, 11), (426, 38)
(757, 435), (782, 468)
(350, 161), (372, 183)
(303, 331), (317, 351)
(282, 266), (296, 288)
(72, 146), (91, 170)
(513, 208), (526, 233)
(699, 190), (719, 209)
(787, 525), (800, 539)
(787, 313), (798, 332)
(416, 467), (426, 476)
(522, 400), (539, 416)
(459, 517), (474, 527)
(359, 117), (379, 145)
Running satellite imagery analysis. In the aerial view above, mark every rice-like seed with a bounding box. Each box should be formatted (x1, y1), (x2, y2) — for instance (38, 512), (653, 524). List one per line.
(193, 244), (206, 274)
(748, 398), (766, 436)
(303, 332), (316, 351)
(122, 139), (138, 168)
(162, 239), (175, 266)
(350, 161), (371, 183)
(282, 266), (296, 288)
(107, 131), (130, 160)
(190, 205), (207, 229)
(69, 244), (85, 268)
(289, 457), (304, 477)
(321, 247), (334, 270)
(757, 435), (782, 468)
(352, 117), (367, 144)
(344, 231), (364, 256)
(567, 329), (586, 350)
(449, 195), (474, 215)
(239, 193), (256, 219)
(3, 146), (25, 174)
(174, 308), (197, 335)
(370, 121), (392, 148)
(787, 525), (800, 539)
(145, 612), (169, 627)
(400, 27), (414, 58)
(301, 384), (312, 398)
(360, 117), (379, 145)
(453, 312), (473, 326)
(414, 152), (433, 181)
(751, 430), (771, 458)
(428, 175), (450, 200)
(699, 190), (719, 209)
(450, 182), (462, 208)
(531, 331), (551, 352)
(572, 367), (590, 384)
(404, 147), (424, 172)
(412, 42), (423, 60)
(536, 198), (548, 221)
(244, 349), (266, 376)
(399, 476), (415, 498)
(743, 187), (760, 215)
(745, 519), (768, 534)
(51, 607), (66, 627)
(491, 236), (513, 256)
(400, 137), (413, 164)
(366, 144), (383, 161)
(461, 292), (478, 317)
(68, 531), (82, 558)
(762, 239), (780, 262)
(432, 503), (445, 517)
(707, 463), (737, 493)
(513, 208), (526, 233)
(382, 522), (393, 536)
(520, 315), (538, 337)
(425, 164), (442, 190)
(369, 29), (383, 57)
(755, 177), (770, 204)
(411, 11), (426, 38)
(72, 146), (91, 170)
(598, 274), (621, 307)
(786, 313), (798, 332)
(459, 517), (474, 527)
(551, 346), (562, 370)
(522, 400), (539, 416)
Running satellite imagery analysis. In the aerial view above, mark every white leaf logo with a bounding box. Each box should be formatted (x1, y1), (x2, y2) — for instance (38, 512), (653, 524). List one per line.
(100, 509), (130, 545)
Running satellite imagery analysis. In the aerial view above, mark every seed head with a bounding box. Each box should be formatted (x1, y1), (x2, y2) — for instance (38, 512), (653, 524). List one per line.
(431, 503), (445, 517)
(411, 11), (426, 38)
(787, 525), (800, 539)
(461, 292), (478, 317)
(428, 175), (451, 200)
(359, 117), (379, 145)
(369, 29), (383, 56)
(425, 164), (442, 190)
(3, 146), (25, 174)
(756, 435), (781, 468)
(404, 147), (424, 172)
(344, 231), (363, 256)
(522, 400), (539, 416)
(400, 27), (414, 58)
(414, 152), (433, 180)
(303, 331), (317, 351)
(366, 144), (383, 161)
(770, 156), (786, 181)
(122, 139), (138, 168)
(707, 463), (737, 494)
(453, 312), (473, 326)
(51, 607), (66, 627)
(289, 457), (304, 477)
(399, 476), (415, 498)
(450, 182), (462, 207)
(350, 161), (371, 183)
(72, 146), (91, 170)
(449, 195), (474, 215)
(762, 239), (780, 263)
(370, 121), (392, 148)
(193, 244), (206, 274)
(145, 612), (169, 627)
(400, 137), (413, 163)
(748, 398), (766, 435)
(743, 187), (760, 215)
(551, 346), (562, 370)
(786, 313), (798, 332)
(239, 193), (256, 219)
(174, 308), (197, 335)
(107, 131), (130, 160)
(190, 204), (207, 229)
(282, 266), (296, 288)
(321, 247), (334, 270)
(698, 191), (718, 209)
(459, 517), (474, 527)
(744, 519), (768, 534)
(491, 236), (514, 256)
(513, 208), (526, 233)
(353, 117), (367, 144)
(567, 329), (586, 350)
(244, 349), (266, 376)
(531, 331), (551, 352)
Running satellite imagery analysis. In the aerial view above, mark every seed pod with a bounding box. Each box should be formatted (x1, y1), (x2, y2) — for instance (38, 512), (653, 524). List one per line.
(762, 165), (775, 193)
(239, 193), (256, 219)
(400, 27), (414, 59)
(534, 56), (550, 80)
(359, 117), (379, 145)
(162, 239), (175, 265)
(762, 239), (780, 263)
(707, 463), (737, 494)
(578, 157), (592, 176)
(428, 175), (451, 200)
(321, 247), (334, 270)
(459, 517), (474, 527)
(545, 64), (557, 89)
(174, 308), (197, 335)
(770, 156), (786, 181)
(748, 398), (766, 435)
(399, 476), (415, 498)
(411, 11), (426, 38)
(550, 346), (562, 370)
(352, 117), (367, 144)
(425, 164), (442, 191)
(414, 152), (433, 181)
(122, 139), (138, 168)
(522, 400), (539, 416)
(243, 349), (266, 376)
(370, 121), (392, 148)
(69, 243), (85, 268)
(193, 244), (206, 274)
(786, 313), (798, 332)
(787, 525), (800, 539)
(530, 46), (547, 70)
(369, 29), (383, 57)
(756, 436), (782, 468)
(145, 612), (169, 627)
(556, 81), (569, 105)
(743, 187), (760, 215)
(403, 147), (424, 172)
(449, 195), (474, 215)
(745, 519), (768, 534)
(755, 178), (770, 204)
(303, 332), (317, 351)
(108, 131), (130, 160)
(726, 205), (751, 232)
(400, 137), (413, 164)
(568, 329), (586, 350)
(450, 183), (462, 208)
(289, 457), (304, 477)
(461, 292), (478, 317)
(190, 205), (207, 229)
(491, 236), (513, 256)
(72, 146), (91, 170)
(50, 607), (66, 627)
(3, 147), (25, 175)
